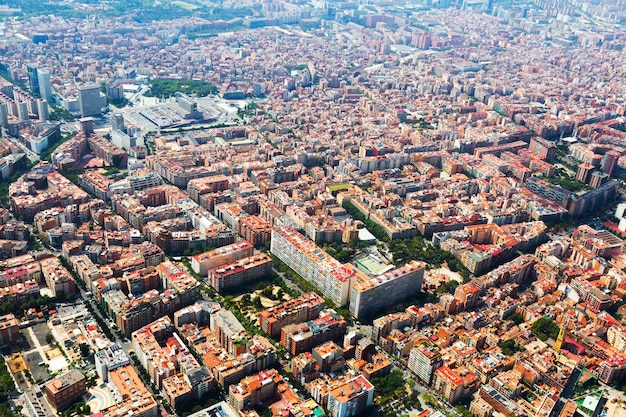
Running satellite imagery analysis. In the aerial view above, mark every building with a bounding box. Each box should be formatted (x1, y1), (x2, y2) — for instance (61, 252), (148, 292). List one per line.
(94, 343), (130, 382)
(615, 203), (626, 232)
(0, 102), (8, 128)
(408, 341), (442, 385)
(40, 257), (76, 297)
(280, 309), (348, 355)
(191, 241), (254, 276)
(469, 396), (494, 417)
(172, 300), (219, 327)
(478, 385), (522, 416)
(602, 150), (620, 176)
(87, 133), (128, 169)
(0, 313), (19, 346)
(528, 137), (557, 160)
(78, 85), (106, 117)
(326, 375), (374, 417)
(565, 180), (618, 216)
(271, 227), (354, 306)
(44, 370), (86, 410)
(259, 292), (325, 338)
(97, 365), (158, 417)
(207, 253), (272, 292)
(228, 369), (280, 411)
(37, 69), (52, 102)
(210, 308), (249, 356)
(596, 356), (626, 384)
(0, 153), (26, 180)
(432, 366), (478, 404)
(311, 341), (345, 374)
(24, 386), (55, 417)
(131, 316), (214, 408)
(186, 175), (230, 202)
(27, 65), (39, 95)
(349, 261), (425, 320)
(575, 163), (595, 183)
(80, 171), (111, 201)
(0, 261), (42, 287)
(239, 215), (272, 247)
(186, 402), (239, 417)
(105, 273), (201, 336)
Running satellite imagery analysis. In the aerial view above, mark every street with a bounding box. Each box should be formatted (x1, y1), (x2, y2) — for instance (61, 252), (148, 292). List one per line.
(1, 130), (39, 162)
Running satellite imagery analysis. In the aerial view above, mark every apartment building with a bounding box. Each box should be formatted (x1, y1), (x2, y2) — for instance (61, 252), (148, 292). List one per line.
(258, 292), (325, 338)
(280, 310), (348, 355)
(326, 375), (374, 417)
(0, 313), (19, 346)
(44, 370), (86, 410)
(207, 253), (272, 292)
(408, 341), (443, 385)
(228, 369), (281, 411)
(99, 365), (158, 417)
(191, 240), (254, 276)
(349, 260), (425, 320)
(271, 227), (354, 306)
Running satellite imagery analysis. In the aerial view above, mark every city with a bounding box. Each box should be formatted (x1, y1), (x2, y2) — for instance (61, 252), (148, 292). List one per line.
(0, 1), (626, 417)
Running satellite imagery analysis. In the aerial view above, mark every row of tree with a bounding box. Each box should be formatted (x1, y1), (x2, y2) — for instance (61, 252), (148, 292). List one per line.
(0, 359), (15, 417)
(387, 236), (471, 281)
(342, 201), (390, 242)
(0, 294), (56, 317)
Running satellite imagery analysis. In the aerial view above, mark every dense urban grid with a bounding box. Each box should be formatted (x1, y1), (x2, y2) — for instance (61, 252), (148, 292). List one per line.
(0, 1), (626, 417)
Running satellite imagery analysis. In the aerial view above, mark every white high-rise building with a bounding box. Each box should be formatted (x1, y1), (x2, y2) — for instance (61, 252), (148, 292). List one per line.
(37, 99), (49, 121)
(0, 102), (8, 127)
(37, 68), (52, 102)
(270, 226), (357, 306)
(615, 202), (626, 232)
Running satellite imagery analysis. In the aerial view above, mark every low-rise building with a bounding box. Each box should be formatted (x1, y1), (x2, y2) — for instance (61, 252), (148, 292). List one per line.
(259, 292), (325, 339)
(326, 375), (374, 417)
(191, 241), (254, 276)
(207, 253), (272, 292)
(94, 343), (130, 382)
(44, 370), (86, 410)
(0, 313), (19, 346)
(227, 369), (281, 411)
(280, 309), (348, 355)
(97, 365), (158, 417)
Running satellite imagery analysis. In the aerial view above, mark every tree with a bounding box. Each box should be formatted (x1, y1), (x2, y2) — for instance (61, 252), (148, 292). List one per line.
(498, 339), (526, 356)
(79, 343), (90, 357)
(45, 333), (54, 345)
(436, 280), (459, 295)
(261, 286), (274, 298)
(147, 79), (217, 99)
(532, 317), (560, 341)
(423, 393), (438, 408)
(371, 370), (405, 406)
(455, 405), (475, 417)
(507, 312), (524, 325)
